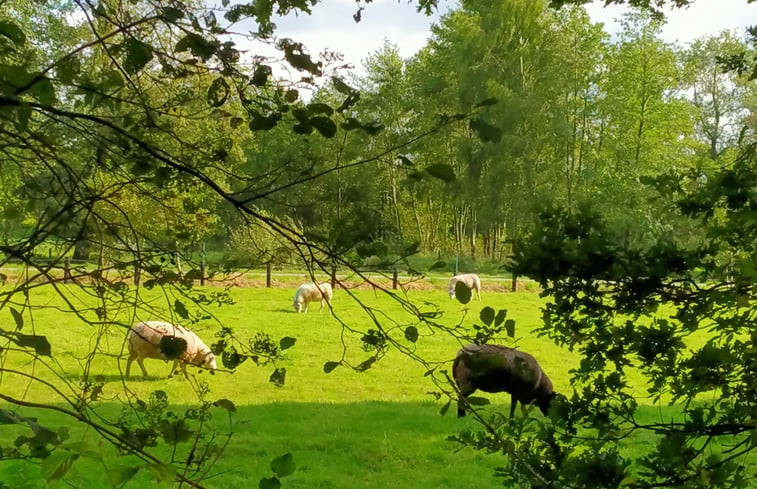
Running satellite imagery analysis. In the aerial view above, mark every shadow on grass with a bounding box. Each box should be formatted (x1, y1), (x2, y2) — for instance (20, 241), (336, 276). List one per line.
(0, 400), (503, 489)
(2, 400), (754, 489)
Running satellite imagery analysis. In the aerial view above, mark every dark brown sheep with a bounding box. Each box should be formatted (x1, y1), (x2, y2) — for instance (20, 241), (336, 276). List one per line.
(453, 343), (555, 418)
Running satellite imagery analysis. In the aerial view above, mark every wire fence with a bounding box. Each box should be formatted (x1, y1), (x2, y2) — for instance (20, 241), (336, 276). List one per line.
(0, 257), (528, 292)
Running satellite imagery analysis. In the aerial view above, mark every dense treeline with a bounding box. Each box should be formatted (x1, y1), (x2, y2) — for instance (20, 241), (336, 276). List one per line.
(2, 1), (754, 269)
(232, 1), (757, 264)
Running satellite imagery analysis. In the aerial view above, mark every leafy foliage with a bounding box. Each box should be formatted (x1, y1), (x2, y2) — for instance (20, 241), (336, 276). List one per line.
(478, 143), (757, 488)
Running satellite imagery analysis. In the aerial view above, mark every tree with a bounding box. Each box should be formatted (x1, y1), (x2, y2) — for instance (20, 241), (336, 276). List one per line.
(684, 31), (752, 160)
(0, 0), (460, 486)
(490, 141), (757, 489)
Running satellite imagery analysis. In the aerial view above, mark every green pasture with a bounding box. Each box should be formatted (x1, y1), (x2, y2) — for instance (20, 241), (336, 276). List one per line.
(0, 284), (731, 488)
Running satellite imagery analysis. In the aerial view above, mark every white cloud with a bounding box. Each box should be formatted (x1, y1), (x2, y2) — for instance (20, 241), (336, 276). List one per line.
(242, 0), (755, 80)
(584, 0), (755, 45)
(269, 0), (452, 73)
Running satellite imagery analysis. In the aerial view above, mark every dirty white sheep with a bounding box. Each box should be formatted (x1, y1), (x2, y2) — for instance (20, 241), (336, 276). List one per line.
(448, 273), (482, 301)
(293, 282), (333, 313)
(125, 321), (217, 379)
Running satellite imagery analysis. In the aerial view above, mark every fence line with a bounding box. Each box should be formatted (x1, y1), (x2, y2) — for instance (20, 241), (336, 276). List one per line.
(1, 258), (526, 291)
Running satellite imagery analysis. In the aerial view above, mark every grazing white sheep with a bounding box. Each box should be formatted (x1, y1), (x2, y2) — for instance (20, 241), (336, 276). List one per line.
(293, 282), (333, 313)
(125, 321), (217, 379)
(448, 273), (482, 301)
(453, 343), (556, 418)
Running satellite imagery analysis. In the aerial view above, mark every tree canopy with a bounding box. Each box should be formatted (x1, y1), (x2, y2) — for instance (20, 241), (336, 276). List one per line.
(1, 0), (756, 487)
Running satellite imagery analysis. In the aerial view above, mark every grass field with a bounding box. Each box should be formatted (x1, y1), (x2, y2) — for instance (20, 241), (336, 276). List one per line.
(0, 283), (743, 488)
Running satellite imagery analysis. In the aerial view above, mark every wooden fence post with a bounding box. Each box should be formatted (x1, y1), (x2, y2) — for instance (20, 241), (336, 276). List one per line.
(266, 262), (272, 288)
(134, 262), (141, 286)
(392, 269), (398, 290)
(331, 265), (337, 290)
(63, 257), (72, 284)
(511, 274), (517, 292)
(200, 242), (206, 286)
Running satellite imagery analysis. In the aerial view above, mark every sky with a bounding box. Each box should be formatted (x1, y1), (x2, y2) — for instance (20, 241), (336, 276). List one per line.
(259, 0), (756, 77)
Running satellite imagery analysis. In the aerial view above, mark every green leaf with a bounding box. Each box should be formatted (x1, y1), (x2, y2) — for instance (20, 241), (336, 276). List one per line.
(259, 476), (281, 489)
(494, 309), (507, 327)
(340, 117), (362, 131)
(279, 40), (321, 74)
(175, 33), (215, 60)
(10, 307), (23, 330)
(474, 97), (498, 108)
(285, 89), (298, 102)
(0, 20), (26, 46)
(307, 102), (333, 116)
(397, 155), (413, 166)
(331, 76), (355, 95)
(439, 400), (451, 416)
(108, 465), (140, 486)
(158, 336), (187, 360)
(279, 337), (297, 350)
(206, 77), (230, 107)
(504, 319), (516, 338)
(251, 64), (272, 86)
(336, 92), (360, 112)
(425, 163), (456, 182)
(361, 121), (383, 135)
(123, 38), (153, 74)
(469, 118), (502, 143)
(479, 307), (495, 326)
(323, 361), (340, 373)
(404, 326), (419, 343)
(160, 7), (184, 22)
(429, 260), (446, 271)
(41, 450), (79, 482)
(16, 103), (31, 131)
(454, 282), (472, 304)
(28, 77), (55, 105)
(213, 399), (236, 413)
(310, 116), (337, 138)
(356, 356), (376, 371)
(57, 56), (80, 84)
(249, 113), (279, 131)
(160, 419), (194, 444)
(467, 396), (491, 406)
(14, 333), (51, 356)
(269, 367), (286, 387)
(173, 300), (189, 319)
(270, 452), (295, 478)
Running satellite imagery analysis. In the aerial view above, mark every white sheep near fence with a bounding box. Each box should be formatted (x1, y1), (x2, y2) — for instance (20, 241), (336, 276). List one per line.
(293, 282), (333, 313)
(125, 321), (217, 379)
(448, 273), (482, 301)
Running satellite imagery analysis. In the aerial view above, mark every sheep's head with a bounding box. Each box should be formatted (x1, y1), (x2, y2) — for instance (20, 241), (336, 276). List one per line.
(204, 352), (218, 371)
(293, 300), (303, 313)
(537, 392), (557, 416)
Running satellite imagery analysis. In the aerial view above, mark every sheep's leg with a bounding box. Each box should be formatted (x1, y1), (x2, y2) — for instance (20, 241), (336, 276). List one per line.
(509, 394), (518, 418)
(476, 287), (481, 301)
(520, 403), (531, 416)
(168, 359), (180, 378)
(181, 362), (189, 379)
(125, 356), (133, 379)
(319, 299), (324, 312)
(457, 385), (476, 418)
(136, 358), (148, 378)
(304, 302), (309, 313)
